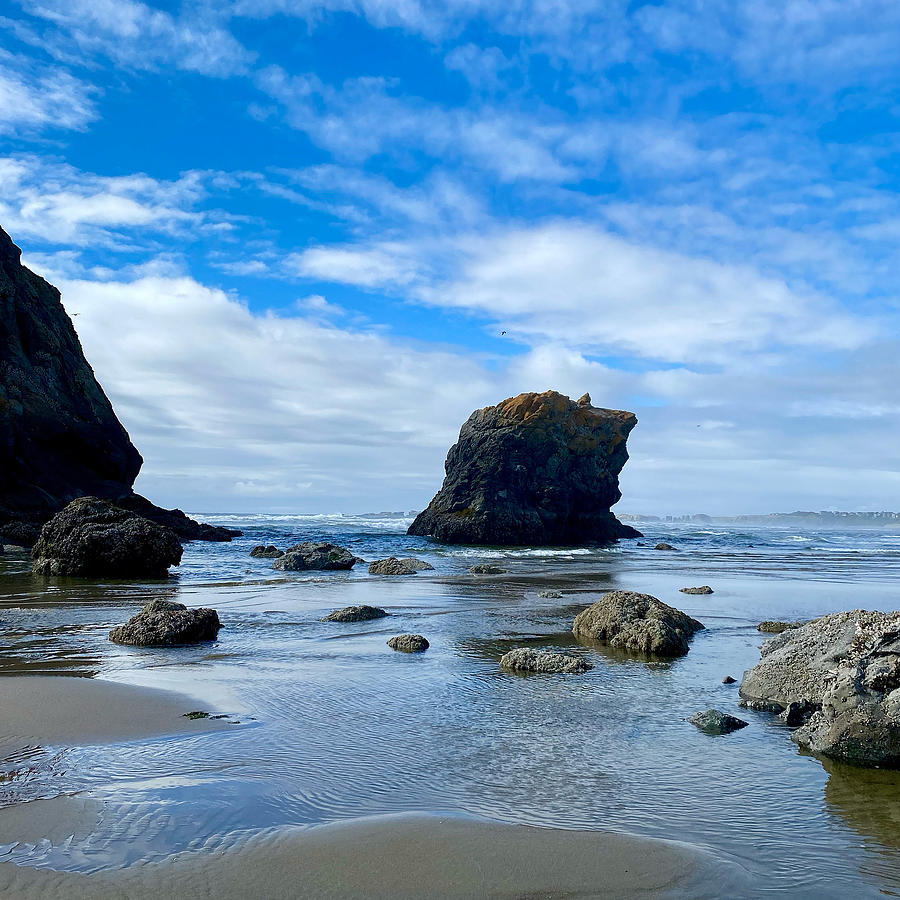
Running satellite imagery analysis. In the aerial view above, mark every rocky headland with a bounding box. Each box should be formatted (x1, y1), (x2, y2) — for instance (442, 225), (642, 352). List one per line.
(408, 390), (640, 546)
(0, 225), (236, 546)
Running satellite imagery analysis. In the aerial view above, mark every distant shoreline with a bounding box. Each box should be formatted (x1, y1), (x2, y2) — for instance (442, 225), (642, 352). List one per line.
(618, 511), (900, 527)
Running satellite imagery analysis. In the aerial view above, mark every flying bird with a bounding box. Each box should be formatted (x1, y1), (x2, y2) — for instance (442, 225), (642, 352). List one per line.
(501, 330), (507, 336)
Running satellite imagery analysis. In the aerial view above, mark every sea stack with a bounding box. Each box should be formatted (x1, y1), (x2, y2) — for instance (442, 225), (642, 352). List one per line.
(0, 225), (238, 544)
(408, 390), (641, 546)
(0, 225), (142, 536)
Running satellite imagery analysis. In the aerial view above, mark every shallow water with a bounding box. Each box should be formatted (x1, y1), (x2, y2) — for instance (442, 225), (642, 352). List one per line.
(2, 516), (900, 896)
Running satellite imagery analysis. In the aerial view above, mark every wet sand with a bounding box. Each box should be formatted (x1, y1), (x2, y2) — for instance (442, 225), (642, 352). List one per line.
(0, 810), (749, 899)
(0, 675), (231, 760)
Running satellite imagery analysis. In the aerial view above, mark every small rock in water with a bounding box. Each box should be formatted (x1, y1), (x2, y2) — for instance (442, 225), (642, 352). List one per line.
(387, 634), (429, 653)
(183, 710), (210, 719)
(399, 557), (434, 571)
(538, 590), (563, 599)
(250, 544), (283, 559)
(689, 709), (749, 735)
(109, 599), (221, 646)
(572, 590), (704, 657)
(757, 620), (803, 634)
(680, 585), (713, 595)
(500, 648), (592, 674)
(722, 675), (737, 684)
(369, 557), (419, 575)
(324, 605), (388, 623)
(469, 564), (509, 575)
(272, 542), (356, 571)
(654, 542), (678, 551)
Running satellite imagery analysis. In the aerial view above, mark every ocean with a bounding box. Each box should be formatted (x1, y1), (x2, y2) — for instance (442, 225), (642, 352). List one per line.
(2, 515), (900, 897)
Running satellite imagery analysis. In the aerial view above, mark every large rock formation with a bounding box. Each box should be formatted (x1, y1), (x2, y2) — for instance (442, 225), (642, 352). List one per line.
(0, 226), (141, 529)
(740, 610), (900, 767)
(0, 225), (238, 544)
(31, 496), (183, 577)
(408, 391), (640, 546)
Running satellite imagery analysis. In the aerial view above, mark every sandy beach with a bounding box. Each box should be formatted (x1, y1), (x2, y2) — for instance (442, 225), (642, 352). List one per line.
(0, 675), (232, 762)
(0, 672), (749, 898)
(0, 808), (749, 899)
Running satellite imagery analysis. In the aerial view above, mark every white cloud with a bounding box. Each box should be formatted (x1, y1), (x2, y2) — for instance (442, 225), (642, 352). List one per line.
(299, 223), (873, 364)
(0, 51), (96, 134)
(286, 242), (424, 288)
(256, 66), (575, 181)
(0, 156), (216, 247)
(12, 253), (893, 516)
(19, 0), (253, 75)
(57, 271), (503, 511)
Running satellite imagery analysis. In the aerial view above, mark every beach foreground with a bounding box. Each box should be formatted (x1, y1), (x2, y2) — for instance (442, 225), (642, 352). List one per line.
(1, 521), (899, 897)
(0, 807), (748, 899)
(0, 676), (231, 762)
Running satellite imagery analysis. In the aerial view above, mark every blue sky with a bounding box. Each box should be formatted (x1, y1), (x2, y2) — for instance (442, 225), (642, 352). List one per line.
(2, 0), (899, 514)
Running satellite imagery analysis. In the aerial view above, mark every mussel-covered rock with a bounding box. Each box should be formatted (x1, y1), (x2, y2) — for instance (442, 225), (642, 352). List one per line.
(500, 648), (592, 674)
(31, 497), (182, 578)
(572, 590), (704, 657)
(272, 542), (355, 571)
(109, 599), (220, 646)
(324, 605), (388, 623)
(387, 634), (429, 652)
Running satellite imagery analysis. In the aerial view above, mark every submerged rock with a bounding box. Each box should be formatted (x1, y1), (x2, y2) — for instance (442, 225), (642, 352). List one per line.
(272, 542), (356, 571)
(539, 590), (563, 599)
(689, 709), (749, 735)
(387, 634), (429, 653)
(742, 610), (900, 767)
(109, 599), (220, 646)
(324, 605), (388, 623)
(758, 620), (803, 634)
(369, 557), (419, 575)
(31, 497), (182, 577)
(500, 648), (593, 674)
(469, 564), (509, 575)
(572, 590), (704, 657)
(250, 544), (284, 559)
(408, 390), (641, 546)
(681, 586), (713, 595)
(654, 543), (678, 551)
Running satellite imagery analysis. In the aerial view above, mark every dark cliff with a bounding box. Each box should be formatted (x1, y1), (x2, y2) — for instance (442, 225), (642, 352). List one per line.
(0, 226), (238, 544)
(0, 226), (142, 529)
(408, 390), (641, 546)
